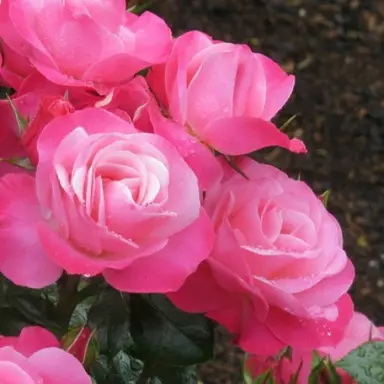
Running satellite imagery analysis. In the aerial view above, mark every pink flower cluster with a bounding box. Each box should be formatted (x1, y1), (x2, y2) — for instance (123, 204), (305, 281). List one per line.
(246, 312), (384, 383)
(0, 327), (91, 383)
(0, 0), (367, 379)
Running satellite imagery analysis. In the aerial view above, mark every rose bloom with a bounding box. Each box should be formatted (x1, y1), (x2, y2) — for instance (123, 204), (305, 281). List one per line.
(0, 108), (214, 290)
(148, 31), (305, 188)
(246, 311), (384, 383)
(0, 0), (172, 90)
(0, 326), (91, 383)
(0, 70), (103, 162)
(0, 0), (34, 89)
(0, 72), (153, 165)
(169, 159), (355, 355)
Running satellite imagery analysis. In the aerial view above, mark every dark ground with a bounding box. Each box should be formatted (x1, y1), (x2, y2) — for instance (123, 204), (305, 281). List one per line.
(150, 0), (384, 382)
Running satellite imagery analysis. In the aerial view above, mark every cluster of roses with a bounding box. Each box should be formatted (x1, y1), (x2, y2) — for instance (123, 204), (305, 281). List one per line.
(0, 0), (381, 383)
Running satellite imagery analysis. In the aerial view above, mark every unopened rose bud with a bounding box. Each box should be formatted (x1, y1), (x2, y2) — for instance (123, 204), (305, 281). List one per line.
(61, 326), (98, 369)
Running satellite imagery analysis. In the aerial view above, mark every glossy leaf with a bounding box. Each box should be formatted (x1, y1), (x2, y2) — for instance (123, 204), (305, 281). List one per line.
(130, 294), (214, 366)
(88, 289), (133, 355)
(336, 341), (384, 384)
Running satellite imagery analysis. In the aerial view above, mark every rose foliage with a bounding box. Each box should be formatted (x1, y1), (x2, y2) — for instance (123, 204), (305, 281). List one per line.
(0, 0), (381, 383)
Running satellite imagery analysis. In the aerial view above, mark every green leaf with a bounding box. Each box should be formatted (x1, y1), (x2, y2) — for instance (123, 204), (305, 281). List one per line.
(70, 297), (96, 328)
(336, 341), (384, 384)
(222, 155), (249, 180)
(0, 86), (14, 99)
(112, 351), (134, 384)
(319, 189), (331, 208)
(289, 360), (303, 384)
(308, 358), (327, 384)
(309, 357), (342, 384)
(253, 370), (276, 384)
(7, 291), (57, 328)
(127, 0), (153, 14)
(0, 278), (61, 335)
(0, 307), (31, 335)
(135, 67), (150, 78)
(130, 294), (214, 366)
(6, 94), (28, 134)
(325, 359), (342, 384)
(280, 114), (298, 132)
(90, 353), (143, 384)
(88, 289), (133, 355)
(311, 350), (322, 369)
(90, 355), (111, 384)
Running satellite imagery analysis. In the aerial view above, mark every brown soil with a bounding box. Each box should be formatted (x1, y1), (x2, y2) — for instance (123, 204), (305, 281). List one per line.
(151, 1), (384, 382)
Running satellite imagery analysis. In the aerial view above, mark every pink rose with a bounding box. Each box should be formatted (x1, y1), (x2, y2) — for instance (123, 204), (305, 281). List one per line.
(1, 0), (172, 90)
(169, 159), (354, 355)
(94, 75), (155, 133)
(0, 0), (34, 89)
(148, 30), (305, 157)
(321, 311), (384, 361)
(0, 41), (34, 89)
(246, 312), (384, 383)
(0, 108), (213, 290)
(21, 94), (75, 165)
(147, 31), (305, 189)
(0, 326), (91, 384)
(0, 71), (107, 163)
(0, 73), (153, 166)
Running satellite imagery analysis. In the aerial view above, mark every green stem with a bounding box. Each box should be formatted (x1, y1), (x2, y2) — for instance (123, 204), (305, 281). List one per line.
(56, 275), (80, 329)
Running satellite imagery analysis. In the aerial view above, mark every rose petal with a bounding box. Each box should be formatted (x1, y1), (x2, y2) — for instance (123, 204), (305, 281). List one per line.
(200, 116), (307, 155)
(104, 209), (214, 292)
(29, 348), (91, 384)
(0, 173), (62, 288)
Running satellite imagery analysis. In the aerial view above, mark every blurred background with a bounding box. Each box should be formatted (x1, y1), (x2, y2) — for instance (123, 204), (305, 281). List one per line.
(142, 0), (384, 382)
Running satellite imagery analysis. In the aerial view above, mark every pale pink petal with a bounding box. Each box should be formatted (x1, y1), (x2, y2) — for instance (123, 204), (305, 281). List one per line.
(36, 109), (137, 206)
(37, 218), (165, 275)
(200, 116), (307, 155)
(103, 209), (214, 292)
(211, 222), (254, 287)
(294, 258), (354, 307)
(83, 53), (149, 87)
(255, 53), (295, 120)
(234, 46), (267, 117)
(320, 312), (384, 361)
(29, 348), (91, 384)
(186, 49), (239, 133)
(164, 31), (213, 124)
(7, 2), (171, 89)
(66, 0), (126, 28)
(149, 104), (223, 190)
(0, 347), (42, 382)
(101, 132), (201, 239)
(37, 221), (114, 276)
(268, 294), (354, 351)
(0, 173), (62, 288)
(125, 11), (172, 64)
(37, 108), (137, 167)
(0, 362), (36, 384)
